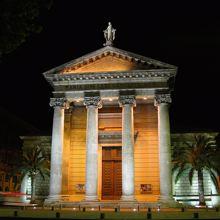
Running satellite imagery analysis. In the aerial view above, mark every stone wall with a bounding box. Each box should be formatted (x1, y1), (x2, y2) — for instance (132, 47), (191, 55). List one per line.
(133, 104), (159, 201)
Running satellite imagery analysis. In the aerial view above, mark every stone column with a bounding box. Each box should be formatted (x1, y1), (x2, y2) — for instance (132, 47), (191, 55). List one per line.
(155, 94), (173, 204)
(47, 98), (68, 201)
(119, 95), (136, 201)
(84, 96), (102, 201)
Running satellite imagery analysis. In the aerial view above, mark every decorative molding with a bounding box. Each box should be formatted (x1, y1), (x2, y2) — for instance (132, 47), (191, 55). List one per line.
(84, 96), (102, 108)
(119, 95), (136, 106)
(50, 70), (175, 83)
(98, 113), (121, 119)
(98, 131), (139, 144)
(49, 98), (69, 108)
(154, 94), (172, 105)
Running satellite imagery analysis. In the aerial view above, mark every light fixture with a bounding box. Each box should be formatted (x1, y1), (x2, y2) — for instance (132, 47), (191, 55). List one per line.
(143, 97), (147, 100)
(133, 208), (137, 212)
(76, 99), (80, 103)
(91, 208), (94, 211)
(109, 98), (113, 101)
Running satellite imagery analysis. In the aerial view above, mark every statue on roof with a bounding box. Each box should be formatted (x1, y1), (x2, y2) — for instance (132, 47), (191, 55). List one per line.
(103, 22), (116, 46)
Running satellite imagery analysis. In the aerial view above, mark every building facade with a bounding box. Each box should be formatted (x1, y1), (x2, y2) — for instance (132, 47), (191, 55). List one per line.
(21, 132), (220, 207)
(43, 24), (177, 205)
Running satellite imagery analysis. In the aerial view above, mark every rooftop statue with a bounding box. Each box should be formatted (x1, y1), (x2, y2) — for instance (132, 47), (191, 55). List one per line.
(103, 22), (116, 46)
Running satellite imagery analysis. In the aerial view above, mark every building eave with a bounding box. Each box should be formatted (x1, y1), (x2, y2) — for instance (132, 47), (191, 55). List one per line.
(45, 69), (176, 87)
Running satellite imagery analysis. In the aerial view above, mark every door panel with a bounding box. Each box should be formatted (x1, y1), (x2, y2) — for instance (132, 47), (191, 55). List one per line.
(102, 161), (114, 197)
(102, 147), (122, 200)
(114, 161), (122, 196)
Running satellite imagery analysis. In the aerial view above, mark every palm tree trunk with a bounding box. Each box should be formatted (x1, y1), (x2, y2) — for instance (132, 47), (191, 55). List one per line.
(198, 169), (206, 206)
(31, 175), (36, 203)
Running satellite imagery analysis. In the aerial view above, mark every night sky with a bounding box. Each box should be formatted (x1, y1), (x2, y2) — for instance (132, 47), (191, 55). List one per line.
(0, 1), (219, 134)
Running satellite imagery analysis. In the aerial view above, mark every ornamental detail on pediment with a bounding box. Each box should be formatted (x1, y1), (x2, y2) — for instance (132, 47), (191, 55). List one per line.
(154, 94), (172, 105)
(52, 70), (175, 82)
(84, 96), (102, 108)
(119, 95), (136, 107)
(49, 98), (69, 108)
(103, 22), (116, 46)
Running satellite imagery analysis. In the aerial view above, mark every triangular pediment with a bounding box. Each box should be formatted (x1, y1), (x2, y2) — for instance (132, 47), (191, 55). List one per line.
(44, 46), (176, 75)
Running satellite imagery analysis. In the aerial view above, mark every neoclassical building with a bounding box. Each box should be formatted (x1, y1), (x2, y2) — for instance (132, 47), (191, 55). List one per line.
(43, 23), (177, 205)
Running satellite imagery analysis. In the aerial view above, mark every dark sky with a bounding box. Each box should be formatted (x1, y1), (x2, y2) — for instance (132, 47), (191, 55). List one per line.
(0, 1), (220, 134)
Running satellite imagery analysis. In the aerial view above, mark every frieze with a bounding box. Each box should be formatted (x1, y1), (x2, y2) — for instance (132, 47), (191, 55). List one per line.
(119, 95), (136, 106)
(84, 96), (102, 108)
(154, 94), (172, 105)
(52, 81), (168, 92)
(49, 98), (69, 108)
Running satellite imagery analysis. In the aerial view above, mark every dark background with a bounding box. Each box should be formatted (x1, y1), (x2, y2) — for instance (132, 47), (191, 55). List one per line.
(0, 1), (219, 134)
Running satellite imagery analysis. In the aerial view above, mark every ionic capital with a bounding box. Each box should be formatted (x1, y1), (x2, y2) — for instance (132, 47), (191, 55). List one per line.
(84, 96), (102, 108)
(119, 95), (136, 107)
(154, 94), (172, 106)
(49, 98), (69, 109)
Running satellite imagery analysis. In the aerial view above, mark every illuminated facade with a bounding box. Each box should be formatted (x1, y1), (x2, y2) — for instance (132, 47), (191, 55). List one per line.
(43, 24), (177, 206)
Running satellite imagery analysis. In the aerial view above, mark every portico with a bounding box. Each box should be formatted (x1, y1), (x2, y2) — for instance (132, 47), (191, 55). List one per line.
(43, 23), (177, 205)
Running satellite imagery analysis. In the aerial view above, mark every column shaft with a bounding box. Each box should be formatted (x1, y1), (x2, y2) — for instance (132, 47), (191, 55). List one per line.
(158, 103), (172, 200)
(155, 94), (174, 204)
(121, 104), (135, 200)
(49, 106), (64, 198)
(84, 96), (101, 201)
(85, 106), (99, 200)
(119, 95), (136, 201)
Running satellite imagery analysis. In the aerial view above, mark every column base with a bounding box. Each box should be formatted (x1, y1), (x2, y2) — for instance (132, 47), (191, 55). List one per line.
(120, 195), (136, 202)
(158, 195), (181, 208)
(84, 195), (99, 201)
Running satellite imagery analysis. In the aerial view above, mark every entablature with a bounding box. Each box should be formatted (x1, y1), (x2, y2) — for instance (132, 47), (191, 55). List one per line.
(44, 70), (175, 94)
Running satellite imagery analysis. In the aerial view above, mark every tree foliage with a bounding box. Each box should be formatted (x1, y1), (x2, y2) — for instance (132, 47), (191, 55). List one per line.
(172, 134), (220, 206)
(18, 145), (50, 203)
(0, 0), (53, 56)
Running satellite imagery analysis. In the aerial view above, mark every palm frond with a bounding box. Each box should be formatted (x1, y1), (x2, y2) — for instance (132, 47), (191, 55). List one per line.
(172, 134), (220, 194)
(208, 169), (219, 192)
(175, 167), (189, 183)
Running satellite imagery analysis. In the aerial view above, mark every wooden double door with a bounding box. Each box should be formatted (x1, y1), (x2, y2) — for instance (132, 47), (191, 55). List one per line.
(102, 147), (122, 200)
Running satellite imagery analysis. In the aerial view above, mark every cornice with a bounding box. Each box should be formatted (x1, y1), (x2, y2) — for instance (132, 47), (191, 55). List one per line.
(44, 69), (176, 86)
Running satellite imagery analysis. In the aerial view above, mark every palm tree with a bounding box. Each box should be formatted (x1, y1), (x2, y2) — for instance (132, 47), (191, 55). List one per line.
(172, 135), (220, 206)
(18, 145), (50, 203)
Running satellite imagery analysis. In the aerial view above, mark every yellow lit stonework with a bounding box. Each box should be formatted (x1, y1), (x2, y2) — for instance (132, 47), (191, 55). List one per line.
(62, 55), (146, 74)
(62, 104), (159, 202)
